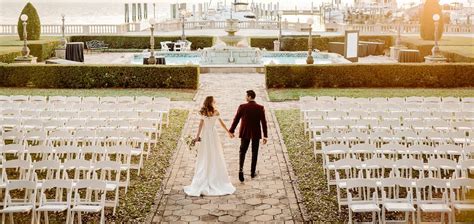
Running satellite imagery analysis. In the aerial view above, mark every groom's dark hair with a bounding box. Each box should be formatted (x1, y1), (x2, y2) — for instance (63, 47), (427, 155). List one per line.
(246, 90), (256, 99)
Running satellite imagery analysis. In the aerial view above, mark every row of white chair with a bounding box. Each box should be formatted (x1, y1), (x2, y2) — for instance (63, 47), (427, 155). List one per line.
(1, 120), (162, 140)
(303, 111), (474, 122)
(307, 119), (473, 133)
(0, 95), (171, 104)
(335, 177), (474, 224)
(312, 131), (472, 149)
(301, 102), (473, 114)
(0, 102), (169, 113)
(325, 157), (473, 183)
(1, 179), (111, 224)
(300, 96), (474, 104)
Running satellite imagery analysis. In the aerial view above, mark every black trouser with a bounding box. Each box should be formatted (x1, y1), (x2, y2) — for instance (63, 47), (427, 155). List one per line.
(239, 138), (260, 174)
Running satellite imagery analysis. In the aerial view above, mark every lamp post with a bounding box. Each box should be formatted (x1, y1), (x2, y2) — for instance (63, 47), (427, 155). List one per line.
(431, 13), (441, 57)
(395, 13), (402, 46)
(148, 18), (157, 65)
(278, 10), (283, 47)
(306, 18), (314, 64)
(180, 8), (187, 41)
(153, 3), (156, 19)
(20, 14), (30, 58)
(60, 14), (67, 47)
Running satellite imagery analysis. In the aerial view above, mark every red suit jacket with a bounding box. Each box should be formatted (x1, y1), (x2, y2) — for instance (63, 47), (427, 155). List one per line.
(229, 101), (268, 139)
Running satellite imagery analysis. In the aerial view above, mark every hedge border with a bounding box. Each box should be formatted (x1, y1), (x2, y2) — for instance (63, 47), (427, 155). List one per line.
(266, 64), (474, 88)
(0, 64), (199, 89)
(69, 35), (214, 51)
(250, 35), (393, 51)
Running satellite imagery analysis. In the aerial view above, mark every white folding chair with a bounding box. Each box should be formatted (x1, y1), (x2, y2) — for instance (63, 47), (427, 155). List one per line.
(416, 178), (451, 224)
(346, 179), (381, 224)
(36, 179), (73, 224)
(1, 180), (37, 224)
(427, 158), (458, 179)
(70, 180), (106, 224)
(31, 160), (61, 189)
(92, 161), (121, 215)
(61, 159), (92, 182)
(380, 177), (416, 224)
(449, 178), (474, 223)
(106, 146), (132, 193)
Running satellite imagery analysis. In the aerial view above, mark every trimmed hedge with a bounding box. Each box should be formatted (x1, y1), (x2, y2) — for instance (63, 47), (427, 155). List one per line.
(250, 35), (393, 51)
(0, 64), (199, 89)
(69, 35), (214, 50)
(0, 50), (22, 63)
(29, 40), (61, 62)
(266, 64), (474, 88)
(17, 3), (41, 40)
(0, 41), (60, 63)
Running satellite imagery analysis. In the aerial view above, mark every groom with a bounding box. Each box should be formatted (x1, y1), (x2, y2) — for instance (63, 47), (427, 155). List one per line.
(229, 90), (268, 182)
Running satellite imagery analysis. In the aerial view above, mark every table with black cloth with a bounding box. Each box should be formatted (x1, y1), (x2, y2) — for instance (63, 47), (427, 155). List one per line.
(166, 42), (175, 51)
(360, 41), (385, 55)
(328, 42), (369, 57)
(398, 49), (421, 63)
(66, 42), (84, 62)
(143, 56), (166, 65)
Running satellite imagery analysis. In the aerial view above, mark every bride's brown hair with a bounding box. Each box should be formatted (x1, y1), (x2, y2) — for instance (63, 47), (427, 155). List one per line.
(199, 96), (216, 117)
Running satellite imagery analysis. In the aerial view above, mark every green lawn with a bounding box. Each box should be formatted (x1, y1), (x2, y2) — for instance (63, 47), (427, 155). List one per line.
(275, 110), (345, 222)
(0, 88), (196, 101)
(0, 35), (61, 46)
(268, 88), (474, 101)
(275, 110), (474, 222)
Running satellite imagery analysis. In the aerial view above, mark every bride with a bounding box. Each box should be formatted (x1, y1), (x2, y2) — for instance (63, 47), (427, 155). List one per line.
(183, 96), (236, 196)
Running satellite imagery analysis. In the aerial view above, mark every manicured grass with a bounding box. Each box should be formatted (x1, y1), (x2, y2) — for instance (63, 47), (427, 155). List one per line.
(275, 110), (474, 222)
(0, 36), (61, 46)
(268, 88), (474, 101)
(275, 109), (346, 222)
(0, 88), (196, 101)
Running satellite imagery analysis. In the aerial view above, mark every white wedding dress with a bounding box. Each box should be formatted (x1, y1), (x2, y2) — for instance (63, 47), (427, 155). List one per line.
(184, 115), (236, 196)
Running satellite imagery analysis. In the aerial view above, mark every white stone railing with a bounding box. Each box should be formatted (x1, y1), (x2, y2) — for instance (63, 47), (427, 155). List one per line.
(324, 23), (473, 34)
(0, 22), (472, 35)
(0, 24), (129, 35)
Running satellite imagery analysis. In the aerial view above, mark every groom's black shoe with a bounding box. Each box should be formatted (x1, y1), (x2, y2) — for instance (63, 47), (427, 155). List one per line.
(251, 171), (258, 179)
(239, 171), (245, 182)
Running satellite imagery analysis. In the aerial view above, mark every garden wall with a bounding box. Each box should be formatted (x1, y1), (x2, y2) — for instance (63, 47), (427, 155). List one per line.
(266, 63), (474, 88)
(70, 35), (214, 50)
(0, 64), (199, 89)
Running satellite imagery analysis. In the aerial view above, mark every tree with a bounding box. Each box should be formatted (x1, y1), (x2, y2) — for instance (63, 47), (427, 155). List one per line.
(17, 2), (41, 40)
(420, 0), (444, 40)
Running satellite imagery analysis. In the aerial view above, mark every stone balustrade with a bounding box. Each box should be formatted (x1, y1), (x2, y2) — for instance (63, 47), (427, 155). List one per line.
(0, 21), (472, 35)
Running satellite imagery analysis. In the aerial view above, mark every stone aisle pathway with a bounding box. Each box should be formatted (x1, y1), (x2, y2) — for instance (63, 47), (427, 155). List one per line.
(151, 73), (302, 223)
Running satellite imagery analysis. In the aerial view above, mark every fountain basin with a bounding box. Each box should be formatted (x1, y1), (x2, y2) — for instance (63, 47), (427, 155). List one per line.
(200, 46), (261, 64)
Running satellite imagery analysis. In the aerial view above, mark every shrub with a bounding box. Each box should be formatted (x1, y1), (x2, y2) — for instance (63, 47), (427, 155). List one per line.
(420, 0), (444, 40)
(250, 35), (393, 51)
(69, 36), (214, 50)
(29, 40), (61, 62)
(266, 64), (474, 88)
(17, 2), (41, 40)
(0, 50), (22, 63)
(0, 64), (199, 89)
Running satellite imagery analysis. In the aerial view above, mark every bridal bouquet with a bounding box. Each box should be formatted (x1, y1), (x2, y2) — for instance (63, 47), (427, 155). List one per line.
(184, 135), (200, 150)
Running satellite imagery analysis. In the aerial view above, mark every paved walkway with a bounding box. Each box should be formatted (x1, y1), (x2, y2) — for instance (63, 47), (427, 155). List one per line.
(151, 73), (302, 223)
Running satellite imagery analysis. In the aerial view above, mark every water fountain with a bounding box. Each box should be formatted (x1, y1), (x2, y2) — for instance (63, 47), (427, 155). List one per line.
(200, 19), (262, 65)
